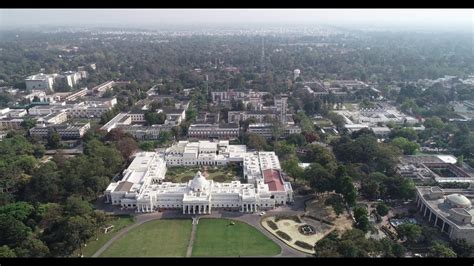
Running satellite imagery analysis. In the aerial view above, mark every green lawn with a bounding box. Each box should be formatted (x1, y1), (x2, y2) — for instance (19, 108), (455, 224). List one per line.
(192, 219), (281, 257)
(100, 219), (192, 257)
(165, 165), (240, 183)
(80, 215), (135, 257)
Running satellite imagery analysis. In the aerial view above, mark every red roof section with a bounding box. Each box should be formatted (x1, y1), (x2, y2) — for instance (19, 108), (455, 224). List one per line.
(262, 169), (285, 192)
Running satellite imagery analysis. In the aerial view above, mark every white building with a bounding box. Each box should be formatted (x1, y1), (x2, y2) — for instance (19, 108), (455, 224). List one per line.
(416, 186), (474, 244)
(105, 148), (293, 214)
(29, 123), (90, 140)
(188, 123), (240, 140)
(36, 111), (68, 125)
(25, 73), (57, 91)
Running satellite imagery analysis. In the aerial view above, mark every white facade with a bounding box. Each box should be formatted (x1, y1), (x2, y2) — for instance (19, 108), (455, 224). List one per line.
(106, 145), (293, 213)
(25, 73), (57, 91)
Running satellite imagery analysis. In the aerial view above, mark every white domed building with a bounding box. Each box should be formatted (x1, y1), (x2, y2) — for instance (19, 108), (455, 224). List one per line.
(105, 149), (294, 214)
(416, 186), (474, 244)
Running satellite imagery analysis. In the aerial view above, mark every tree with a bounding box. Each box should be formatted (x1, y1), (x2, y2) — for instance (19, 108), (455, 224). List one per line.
(144, 111), (166, 125)
(0, 245), (16, 257)
(301, 144), (337, 171)
(15, 236), (50, 257)
(64, 196), (93, 217)
(325, 194), (345, 216)
(158, 131), (173, 145)
(139, 141), (156, 151)
(274, 141), (296, 161)
(21, 118), (37, 130)
(0, 202), (34, 223)
(185, 108), (197, 122)
(305, 163), (335, 194)
(23, 161), (62, 203)
(391, 137), (420, 155)
(282, 157), (304, 182)
(115, 137), (139, 159)
(376, 203), (389, 216)
(353, 207), (370, 232)
(327, 112), (346, 129)
(361, 179), (380, 200)
(451, 239), (474, 257)
(243, 133), (267, 151)
(0, 214), (31, 247)
(47, 131), (61, 149)
(397, 224), (422, 243)
(424, 116), (444, 129)
(286, 133), (307, 147)
(429, 242), (457, 258)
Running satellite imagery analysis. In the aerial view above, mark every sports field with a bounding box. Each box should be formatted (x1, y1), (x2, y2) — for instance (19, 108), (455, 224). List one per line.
(191, 219), (281, 257)
(100, 219), (192, 257)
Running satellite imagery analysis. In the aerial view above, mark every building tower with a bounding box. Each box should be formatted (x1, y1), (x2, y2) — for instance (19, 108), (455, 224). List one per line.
(260, 37), (265, 73)
(275, 94), (288, 124)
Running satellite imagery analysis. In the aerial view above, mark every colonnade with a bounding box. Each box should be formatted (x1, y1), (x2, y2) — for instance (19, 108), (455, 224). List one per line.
(183, 204), (211, 214)
(241, 203), (257, 213)
(415, 194), (454, 237)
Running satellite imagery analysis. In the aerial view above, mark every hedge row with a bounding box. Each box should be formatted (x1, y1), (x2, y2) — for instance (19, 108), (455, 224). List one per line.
(266, 220), (278, 230)
(276, 230), (292, 241)
(294, 241), (314, 250)
(274, 215), (302, 223)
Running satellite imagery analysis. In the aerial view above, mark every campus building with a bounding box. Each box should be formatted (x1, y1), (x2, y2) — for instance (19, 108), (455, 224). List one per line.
(415, 186), (474, 244)
(105, 142), (293, 214)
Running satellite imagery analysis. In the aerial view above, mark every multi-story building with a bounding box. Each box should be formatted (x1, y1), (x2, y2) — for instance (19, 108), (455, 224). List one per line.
(36, 111), (68, 125)
(228, 110), (276, 124)
(62, 71), (83, 88)
(105, 145), (293, 213)
(415, 186), (474, 244)
(92, 81), (115, 96)
(65, 88), (89, 101)
(0, 118), (23, 130)
(274, 94), (288, 124)
(247, 123), (301, 139)
(25, 73), (57, 91)
(188, 123), (240, 140)
(29, 122), (90, 140)
(99, 112), (174, 140)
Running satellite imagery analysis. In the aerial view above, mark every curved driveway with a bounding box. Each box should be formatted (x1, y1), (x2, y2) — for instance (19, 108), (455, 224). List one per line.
(93, 195), (314, 258)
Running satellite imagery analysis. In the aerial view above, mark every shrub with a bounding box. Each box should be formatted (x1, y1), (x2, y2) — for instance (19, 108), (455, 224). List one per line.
(295, 241), (314, 250)
(266, 220), (278, 230)
(376, 203), (389, 216)
(276, 230), (292, 241)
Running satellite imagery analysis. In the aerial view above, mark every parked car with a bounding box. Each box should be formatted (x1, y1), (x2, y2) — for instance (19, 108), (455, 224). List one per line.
(259, 211), (266, 216)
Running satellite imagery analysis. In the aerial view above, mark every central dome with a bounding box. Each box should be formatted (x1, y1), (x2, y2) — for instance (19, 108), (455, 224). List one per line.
(190, 171), (209, 191)
(446, 194), (472, 208)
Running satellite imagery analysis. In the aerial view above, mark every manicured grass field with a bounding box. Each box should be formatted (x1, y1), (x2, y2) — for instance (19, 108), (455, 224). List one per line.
(165, 165), (240, 183)
(192, 219), (281, 257)
(100, 219), (192, 257)
(77, 215), (135, 257)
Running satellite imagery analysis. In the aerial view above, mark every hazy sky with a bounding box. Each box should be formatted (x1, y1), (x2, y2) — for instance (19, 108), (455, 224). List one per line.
(0, 9), (473, 29)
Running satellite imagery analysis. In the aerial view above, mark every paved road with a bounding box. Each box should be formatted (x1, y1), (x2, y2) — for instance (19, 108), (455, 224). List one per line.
(92, 195), (314, 257)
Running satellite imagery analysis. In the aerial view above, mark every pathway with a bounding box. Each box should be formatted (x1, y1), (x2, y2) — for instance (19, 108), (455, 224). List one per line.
(92, 195), (314, 258)
(186, 217), (199, 257)
(92, 212), (164, 257)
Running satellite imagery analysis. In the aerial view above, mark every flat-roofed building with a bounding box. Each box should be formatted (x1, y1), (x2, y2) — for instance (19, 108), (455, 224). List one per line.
(0, 118), (23, 130)
(25, 73), (57, 91)
(415, 186), (474, 244)
(36, 111), (68, 125)
(105, 149), (293, 214)
(188, 123), (240, 140)
(29, 122), (90, 140)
